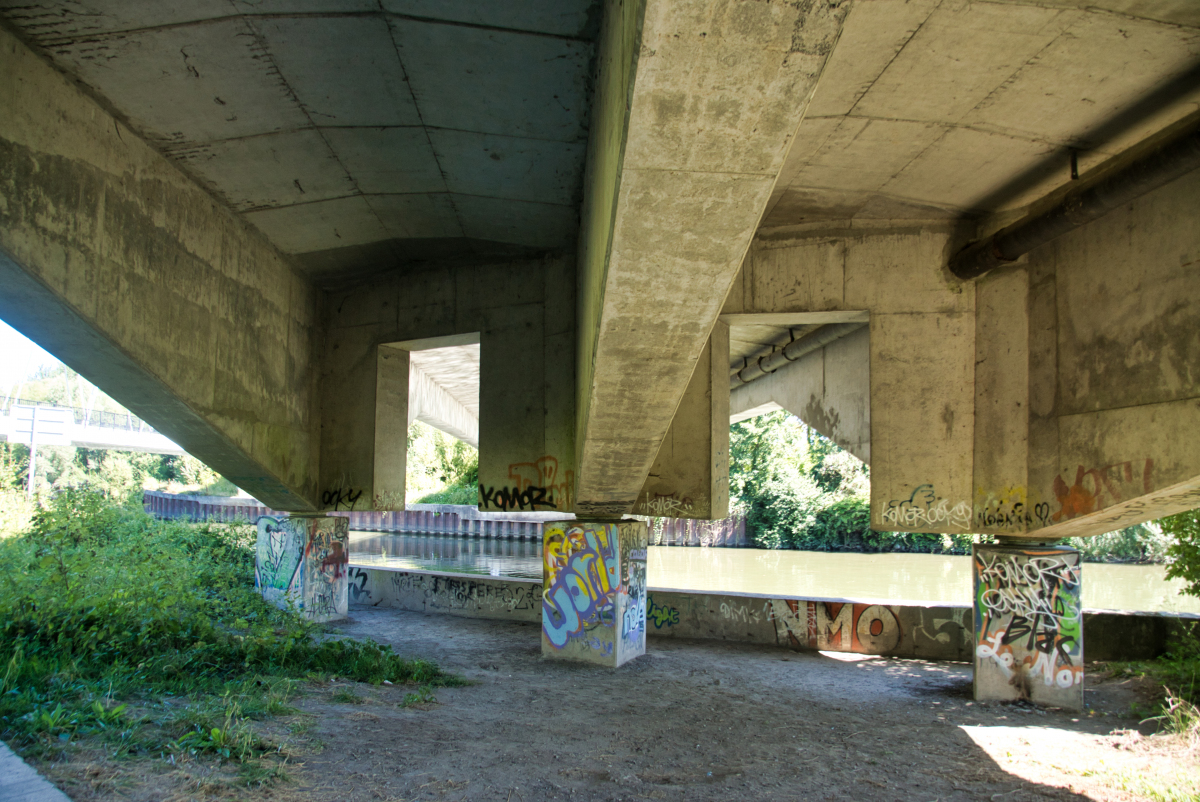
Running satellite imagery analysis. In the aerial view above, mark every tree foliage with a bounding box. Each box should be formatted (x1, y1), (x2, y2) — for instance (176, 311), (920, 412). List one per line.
(1164, 509), (1200, 597)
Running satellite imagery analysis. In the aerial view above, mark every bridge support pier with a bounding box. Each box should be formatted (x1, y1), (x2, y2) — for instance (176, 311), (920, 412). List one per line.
(972, 543), (1083, 710)
(542, 519), (648, 666)
(255, 514), (350, 623)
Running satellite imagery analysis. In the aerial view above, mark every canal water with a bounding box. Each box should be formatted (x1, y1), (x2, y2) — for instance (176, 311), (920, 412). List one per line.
(348, 532), (1200, 615)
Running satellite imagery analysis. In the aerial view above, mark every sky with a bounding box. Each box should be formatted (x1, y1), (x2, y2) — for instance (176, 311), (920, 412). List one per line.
(0, 318), (62, 391)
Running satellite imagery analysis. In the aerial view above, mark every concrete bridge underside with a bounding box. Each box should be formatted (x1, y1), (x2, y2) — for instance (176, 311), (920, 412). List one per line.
(0, 0), (1197, 545)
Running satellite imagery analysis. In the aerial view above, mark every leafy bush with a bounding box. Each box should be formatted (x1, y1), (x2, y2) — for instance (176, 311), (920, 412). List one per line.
(1164, 509), (1200, 597)
(417, 484), (478, 506)
(0, 489), (457, 757)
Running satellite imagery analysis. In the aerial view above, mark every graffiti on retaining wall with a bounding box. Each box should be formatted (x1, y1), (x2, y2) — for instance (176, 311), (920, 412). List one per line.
(881, 484), (971, 530)
(348, 567), (372, 604)
(974, 548), (1083, 690)
(647, 596), (680, 628)
(1051, 459), (1154, 522)
(771, 599), (902, 654)
(720, 599), (771, 624)
(388, 573), (541, 616)
(542, 523), (619, 649)
(507, 456), (574, 511)
(256, 517), (303, 604)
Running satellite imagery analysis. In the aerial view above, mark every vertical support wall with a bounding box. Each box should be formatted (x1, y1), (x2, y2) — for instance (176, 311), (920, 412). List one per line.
(973, 543), (1083, 709)
(373, 345), (409, 510)
(542, 519), (648, 666)
(256, 515), (349, 623)
(633, 322), (730, 519)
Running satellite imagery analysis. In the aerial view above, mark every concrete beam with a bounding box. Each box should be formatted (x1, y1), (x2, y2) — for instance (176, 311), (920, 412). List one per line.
(0, 26), (319, 510)
(575, 0), (849, 516)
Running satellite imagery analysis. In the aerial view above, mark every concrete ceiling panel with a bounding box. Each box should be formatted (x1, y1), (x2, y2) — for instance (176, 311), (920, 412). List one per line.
(786, 117), (946, 194)
(389, 18), (592, 142)
(625, 0), (840, 175)
(252, 15), (422, 127)
(0, 0), (234, 44)
(48, 18), (309, 146)
(170, 130), (354, 211)
(804, 0), (940, 118)
(429, 130), (584, 206)
(382, 0), (601, 39)
(960, 13), (1200, 151)
(852, 2), (1073, 125)
(323, 127), (446, 195)
(882, 127), (1058, 213)
(243, 196), (389, 254)
(366, 193), (464, 239)
(453, 196), (577, 249)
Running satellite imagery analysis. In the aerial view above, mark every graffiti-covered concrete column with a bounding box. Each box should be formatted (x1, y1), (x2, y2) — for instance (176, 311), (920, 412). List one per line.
(542, 519), (648, 666)
(256, 514), (349, 623)
(973, 543), (1083, 709)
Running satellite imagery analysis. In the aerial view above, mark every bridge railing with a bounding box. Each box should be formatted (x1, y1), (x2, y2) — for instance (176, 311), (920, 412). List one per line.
(1, 397), (157, 433)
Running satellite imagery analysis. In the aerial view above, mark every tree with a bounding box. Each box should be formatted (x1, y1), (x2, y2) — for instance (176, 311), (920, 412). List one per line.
(1164, 509), (1200, 597)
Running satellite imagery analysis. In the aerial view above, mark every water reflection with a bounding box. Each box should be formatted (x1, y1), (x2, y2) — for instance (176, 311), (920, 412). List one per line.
(349, 532), (543, 579)
(348, 532), (1200, 614)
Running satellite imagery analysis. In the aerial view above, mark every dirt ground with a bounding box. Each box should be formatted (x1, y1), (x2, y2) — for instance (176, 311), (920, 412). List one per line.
(34, 605), (1200, 801)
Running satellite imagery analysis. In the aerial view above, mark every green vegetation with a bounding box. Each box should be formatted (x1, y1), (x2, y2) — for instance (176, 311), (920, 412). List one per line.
(732, 411), (1179, 564)
(1164, 508), (1200, 597)
(407, 419), (478, 505)
(0, 488), (459, 781)
(731, 412), (984, 554)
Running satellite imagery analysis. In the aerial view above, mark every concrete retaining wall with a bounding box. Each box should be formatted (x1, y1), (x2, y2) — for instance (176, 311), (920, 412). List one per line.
(347, 566), (1189, 662)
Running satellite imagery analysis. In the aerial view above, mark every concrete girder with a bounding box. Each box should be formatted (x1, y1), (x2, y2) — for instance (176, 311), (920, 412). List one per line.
(0, 26), (320, 510)
(575, 0), (849, 517)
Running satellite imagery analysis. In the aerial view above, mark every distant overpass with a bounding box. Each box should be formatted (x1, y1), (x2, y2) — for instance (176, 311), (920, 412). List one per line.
(0, 401), (184, 455)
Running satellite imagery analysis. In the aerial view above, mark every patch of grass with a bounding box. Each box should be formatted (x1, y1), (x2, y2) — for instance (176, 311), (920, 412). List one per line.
(330, 688), (365, 705)
(0, 488), (459, 783)
(400, 685), (438, 708)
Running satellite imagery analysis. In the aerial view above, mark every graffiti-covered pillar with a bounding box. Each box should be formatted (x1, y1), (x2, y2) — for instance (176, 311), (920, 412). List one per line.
(542, 519), (648, 666)
(255, 514), (350, 623)
(973, 543), (1083, 709)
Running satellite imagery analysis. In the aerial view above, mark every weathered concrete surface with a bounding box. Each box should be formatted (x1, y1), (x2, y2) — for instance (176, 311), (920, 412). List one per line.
(319, 256), (575, 513)
(347, 566), (1184, 662)
(0, 1), (603, 276)
(728, 318), (870, 463)
(0, 25), (319, 510)
(973, 544), (1084, 710)
(724, 227), (976, 534)
(574, 0), (849, 516)
(634, 323), (729, 519)
(763, 0), (1200, 230)
(973, 166), (1200, 539)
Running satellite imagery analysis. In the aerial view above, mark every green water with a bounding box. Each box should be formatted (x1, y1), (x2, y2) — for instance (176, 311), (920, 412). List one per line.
(348, 532), (1200, 615)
